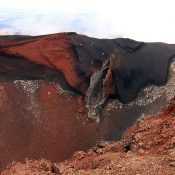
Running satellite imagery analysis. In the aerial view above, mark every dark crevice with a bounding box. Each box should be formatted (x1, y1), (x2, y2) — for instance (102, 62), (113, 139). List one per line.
(85, 59), (111, 122)
(123, 143), (131, 152)
(71, 44), (80, 62)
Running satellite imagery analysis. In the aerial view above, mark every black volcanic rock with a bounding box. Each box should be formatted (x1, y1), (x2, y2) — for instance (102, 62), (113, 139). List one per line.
(70, 34), (175, 120)
(108, 43), (175, 103)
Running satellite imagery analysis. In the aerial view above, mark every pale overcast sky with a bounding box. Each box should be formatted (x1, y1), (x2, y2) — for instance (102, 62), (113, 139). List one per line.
(0, 0), (175, 43)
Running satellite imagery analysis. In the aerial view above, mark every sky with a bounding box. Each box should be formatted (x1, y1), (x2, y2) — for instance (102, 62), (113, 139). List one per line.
(0, 0), (175, 43)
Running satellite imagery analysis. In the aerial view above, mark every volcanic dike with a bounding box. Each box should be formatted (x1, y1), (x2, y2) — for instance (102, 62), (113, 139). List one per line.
(0, 32), (175, 171)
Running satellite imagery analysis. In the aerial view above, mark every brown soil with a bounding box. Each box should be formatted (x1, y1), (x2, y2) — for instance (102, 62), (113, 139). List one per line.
(2, 99), (175, 175)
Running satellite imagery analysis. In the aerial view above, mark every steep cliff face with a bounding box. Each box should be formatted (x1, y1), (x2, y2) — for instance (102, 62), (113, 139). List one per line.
(0, 33), (175, 172)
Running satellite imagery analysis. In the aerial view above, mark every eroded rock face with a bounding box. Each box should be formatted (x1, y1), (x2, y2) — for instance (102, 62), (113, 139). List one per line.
(2, 101), (175, 175)
(0, 33), (175, 171)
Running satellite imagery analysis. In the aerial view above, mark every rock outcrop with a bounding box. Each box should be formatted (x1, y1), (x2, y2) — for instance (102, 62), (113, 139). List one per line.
(0, 33), (175, 172)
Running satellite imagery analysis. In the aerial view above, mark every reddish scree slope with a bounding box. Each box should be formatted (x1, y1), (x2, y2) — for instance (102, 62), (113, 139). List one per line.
(2, 99), (175, 175)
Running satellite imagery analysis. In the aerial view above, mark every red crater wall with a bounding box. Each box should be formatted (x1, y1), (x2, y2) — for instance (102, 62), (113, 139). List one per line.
(0, 33), (175, 172)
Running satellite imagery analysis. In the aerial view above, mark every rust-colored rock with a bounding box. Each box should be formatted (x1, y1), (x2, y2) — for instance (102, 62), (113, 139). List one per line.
(2, 101), (175, 175)
(0, 79), (135, 172)
(0, 33), (87, 92)
(0, 81), (97, 171)
(1, 33), (175, 101)
(123, 98), (175, 154)
(1, 33), (175, 173)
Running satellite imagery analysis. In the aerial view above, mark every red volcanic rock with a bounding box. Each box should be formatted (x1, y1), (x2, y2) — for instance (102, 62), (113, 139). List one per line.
(3, 102), (175, 175)
(0, 33), (87, 92)
(123, 98), (175, 154)
(1, 33), (175, 173)
(0, 79), (128, 172)
(1, 33), (175, 101)
(0, 81), (98, 171)
(1, 159), (61, 175)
